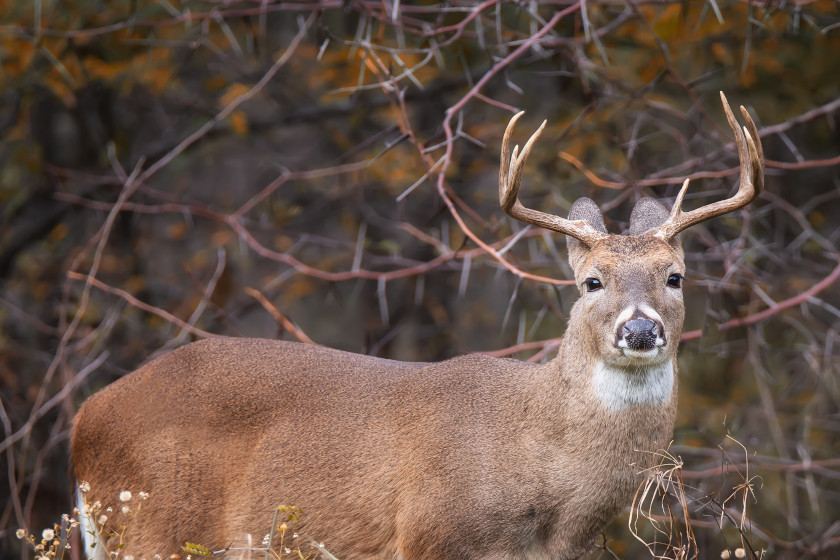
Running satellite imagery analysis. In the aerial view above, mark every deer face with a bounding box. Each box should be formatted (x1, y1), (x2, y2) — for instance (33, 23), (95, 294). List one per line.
(569, 234), (685, 369)
(565, 197), (686, 369)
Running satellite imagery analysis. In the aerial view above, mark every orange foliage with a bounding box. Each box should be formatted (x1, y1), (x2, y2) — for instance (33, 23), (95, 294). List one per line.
(229, 111), (249, 136)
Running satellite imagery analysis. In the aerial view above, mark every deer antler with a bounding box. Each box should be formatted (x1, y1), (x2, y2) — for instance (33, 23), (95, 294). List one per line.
(652, 92), (765, 241)
(500, 111), (608, 247)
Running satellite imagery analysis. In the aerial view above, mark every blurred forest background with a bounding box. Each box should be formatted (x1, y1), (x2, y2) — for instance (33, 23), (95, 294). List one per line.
(1, 1), (839, 559)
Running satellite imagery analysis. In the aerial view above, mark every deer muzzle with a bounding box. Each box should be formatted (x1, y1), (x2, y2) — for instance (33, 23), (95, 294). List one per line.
(621, 319), (659, 350)
(615, 308), (666, 355)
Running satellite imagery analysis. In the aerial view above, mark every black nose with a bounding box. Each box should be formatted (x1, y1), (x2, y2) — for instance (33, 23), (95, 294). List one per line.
(621, 319), (659, 350)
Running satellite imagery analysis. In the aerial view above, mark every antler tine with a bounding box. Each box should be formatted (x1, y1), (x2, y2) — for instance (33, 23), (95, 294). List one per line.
(653, 92), (765, 241)
(499, 111), (529, 211)
(499, 112), (608, 246)
(740, 104), (764, 195)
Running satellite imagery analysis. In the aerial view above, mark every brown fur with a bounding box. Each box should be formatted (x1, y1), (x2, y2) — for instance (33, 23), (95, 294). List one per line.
(72, 228), (686, 560)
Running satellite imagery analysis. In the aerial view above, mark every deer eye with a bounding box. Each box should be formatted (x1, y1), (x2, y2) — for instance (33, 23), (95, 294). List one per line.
(667, 273), (684, 288)
(583, 278), (603, 292)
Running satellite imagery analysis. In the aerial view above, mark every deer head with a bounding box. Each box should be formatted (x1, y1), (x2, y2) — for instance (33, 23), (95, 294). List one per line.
(500, 92), (763, 408)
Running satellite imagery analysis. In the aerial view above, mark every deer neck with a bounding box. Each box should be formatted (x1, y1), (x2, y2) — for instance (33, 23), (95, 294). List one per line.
(521, 329), (679, 493)
(530, 324), (678, 447)
(590, 359), (675, 412)
(553, 330), (676, 408)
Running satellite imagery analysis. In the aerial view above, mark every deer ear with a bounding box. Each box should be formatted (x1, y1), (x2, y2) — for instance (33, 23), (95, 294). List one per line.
(567, 197), (607, 270)
(629, 197), (682, 250)
(628, 198), (669, 234)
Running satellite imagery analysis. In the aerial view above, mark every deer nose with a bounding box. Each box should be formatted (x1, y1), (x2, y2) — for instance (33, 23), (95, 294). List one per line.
(618, 318), (661, 351)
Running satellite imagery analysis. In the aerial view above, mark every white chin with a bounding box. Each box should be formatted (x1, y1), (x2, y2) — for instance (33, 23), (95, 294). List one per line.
(615, 346), (668, 366)
(623, 348), (659, 359)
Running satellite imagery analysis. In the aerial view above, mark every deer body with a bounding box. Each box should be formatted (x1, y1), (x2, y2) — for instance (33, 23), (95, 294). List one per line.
(73, 324), (675, 559)
(71, 93), (763, 559)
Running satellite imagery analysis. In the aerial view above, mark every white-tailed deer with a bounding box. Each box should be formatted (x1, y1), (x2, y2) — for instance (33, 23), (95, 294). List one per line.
(71, 92), (763, 560)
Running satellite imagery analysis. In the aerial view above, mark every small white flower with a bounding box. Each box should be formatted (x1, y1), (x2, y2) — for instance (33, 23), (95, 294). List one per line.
(16, 528), (26, 539)
(262, 534), (270, 546)
(121, 506), (131, 514)
(42, 529), (55, 541)
(138, 491), (150, 500)
(284, 548), (290, 554)
(98, 515), (108, 525)
(721, 551), (731, 559)
(79, 481), (91, 493)
(734, 549), (746, 559)
(124, 556), (134, 560)
(292, 533), (298, 539)
(119, 491), (132, 502)
(318, 543), (324, 548)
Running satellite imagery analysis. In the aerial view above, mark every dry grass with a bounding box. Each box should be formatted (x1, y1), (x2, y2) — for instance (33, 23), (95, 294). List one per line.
(628, 438), (767, 560)
(16, 488), (337, 560)
(15, 515), (79, 560)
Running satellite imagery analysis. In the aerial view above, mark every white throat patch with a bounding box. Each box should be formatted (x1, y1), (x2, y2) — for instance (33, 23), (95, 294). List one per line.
(592, 360), (674, 412)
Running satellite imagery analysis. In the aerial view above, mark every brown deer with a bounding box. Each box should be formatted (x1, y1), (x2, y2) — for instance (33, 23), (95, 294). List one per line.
(71, 92), (763, 560)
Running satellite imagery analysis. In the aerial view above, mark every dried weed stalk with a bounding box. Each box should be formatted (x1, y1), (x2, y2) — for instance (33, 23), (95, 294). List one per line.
(630, 437), (768, 560)
(630, 446), (698, 560)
